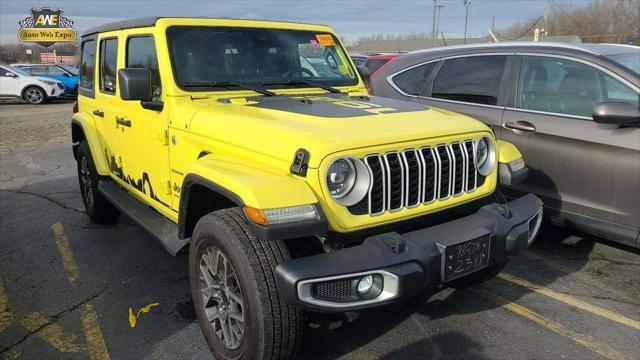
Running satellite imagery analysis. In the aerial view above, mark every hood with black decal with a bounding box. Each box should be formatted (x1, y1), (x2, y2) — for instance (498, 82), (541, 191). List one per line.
(187, 93), (491, 168)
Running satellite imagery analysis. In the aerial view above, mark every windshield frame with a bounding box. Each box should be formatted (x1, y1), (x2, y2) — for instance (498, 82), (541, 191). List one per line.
(165, 25), (360, 93)
(59, 64), (79, 75)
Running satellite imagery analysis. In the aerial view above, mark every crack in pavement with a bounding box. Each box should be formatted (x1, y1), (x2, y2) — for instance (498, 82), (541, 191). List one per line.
(0, 190), (84, 214)
(0, 262), (153, 355)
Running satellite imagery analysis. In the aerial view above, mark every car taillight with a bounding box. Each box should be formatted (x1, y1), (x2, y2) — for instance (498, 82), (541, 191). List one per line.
(369, 57), (398, 95)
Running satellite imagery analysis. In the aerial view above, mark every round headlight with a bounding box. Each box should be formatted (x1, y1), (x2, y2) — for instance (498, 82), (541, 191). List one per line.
(475, 136), (496, 176)
(326, 157), (371, 206)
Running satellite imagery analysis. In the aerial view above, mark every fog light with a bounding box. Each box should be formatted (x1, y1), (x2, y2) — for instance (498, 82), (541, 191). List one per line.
(357, 275), (374, 294)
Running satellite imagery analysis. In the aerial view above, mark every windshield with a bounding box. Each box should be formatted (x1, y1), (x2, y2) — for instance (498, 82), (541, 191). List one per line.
(167, 26), (358, 91)
(59, 64), (79, 75)
(606, 52), (640, 76)
(4, 65), (31, 76)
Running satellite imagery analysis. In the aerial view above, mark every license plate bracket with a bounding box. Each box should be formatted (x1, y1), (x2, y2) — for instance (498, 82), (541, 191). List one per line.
(436, 228), (491, 282)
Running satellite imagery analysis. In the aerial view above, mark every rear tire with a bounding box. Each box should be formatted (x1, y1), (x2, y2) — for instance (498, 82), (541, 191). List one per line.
(76, 142), (120, 223)
(189, 208), (302, 360)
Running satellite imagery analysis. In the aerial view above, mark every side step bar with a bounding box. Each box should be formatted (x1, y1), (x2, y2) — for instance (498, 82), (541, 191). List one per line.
(98, 180), (188, 256)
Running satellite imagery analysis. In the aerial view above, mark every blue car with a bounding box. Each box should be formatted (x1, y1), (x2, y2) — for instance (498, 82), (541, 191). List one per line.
(13, 64), (79, 95)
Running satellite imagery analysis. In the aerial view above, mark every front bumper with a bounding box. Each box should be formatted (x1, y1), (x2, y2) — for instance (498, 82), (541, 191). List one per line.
(275, 194), (543, 312)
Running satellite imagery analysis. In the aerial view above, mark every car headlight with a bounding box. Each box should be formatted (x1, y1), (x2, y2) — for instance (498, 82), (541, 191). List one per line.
(475, 136), (496, 176)
(326, 157), (371, 206)
(42, 80), (56, 85)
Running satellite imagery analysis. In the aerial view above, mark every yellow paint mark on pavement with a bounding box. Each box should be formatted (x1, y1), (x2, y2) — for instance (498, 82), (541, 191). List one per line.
(21, 312), (85, 353)
(497, 272), (640, 330)
(0, 278), (14, 332)
(80, 304), (110, 360)
(51, 222), (80, 284)
(128, 303), (159, 328)
(471, 286), (632, 360)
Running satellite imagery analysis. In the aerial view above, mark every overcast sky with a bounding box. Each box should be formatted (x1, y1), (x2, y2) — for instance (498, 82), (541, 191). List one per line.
(0, 0), (587, 44)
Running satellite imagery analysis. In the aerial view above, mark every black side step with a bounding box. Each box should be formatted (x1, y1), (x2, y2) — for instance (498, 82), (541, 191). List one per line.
(98, 180), (188, 256)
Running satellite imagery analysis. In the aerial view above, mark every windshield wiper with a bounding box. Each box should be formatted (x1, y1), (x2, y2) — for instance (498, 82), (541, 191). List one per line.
(261, 80), (342, 94)
(182, 81), (275, 96)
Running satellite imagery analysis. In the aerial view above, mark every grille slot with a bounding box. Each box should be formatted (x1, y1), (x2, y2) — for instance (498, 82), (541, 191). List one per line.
(347, 139), (481, 216)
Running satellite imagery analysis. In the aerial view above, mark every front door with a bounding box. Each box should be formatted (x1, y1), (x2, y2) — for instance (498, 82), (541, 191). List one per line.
(114, 34), (172, 213)
(500, 54), (640, 243)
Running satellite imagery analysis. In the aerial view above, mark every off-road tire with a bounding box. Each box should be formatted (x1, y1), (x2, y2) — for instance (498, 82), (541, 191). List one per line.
(23, 86), (46, 104)
(189, 208), (302, 360)
(76, 142), (120, 223)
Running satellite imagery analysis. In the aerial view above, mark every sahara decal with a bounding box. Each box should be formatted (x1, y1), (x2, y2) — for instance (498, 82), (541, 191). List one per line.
(105, 149), (169, 207)
(246, 93), (428, 118)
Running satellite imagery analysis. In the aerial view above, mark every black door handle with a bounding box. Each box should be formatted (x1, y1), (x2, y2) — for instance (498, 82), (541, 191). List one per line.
(93, 110), (104, 117)
(116, 117), (131, 127)
(504, 121), (536, 133)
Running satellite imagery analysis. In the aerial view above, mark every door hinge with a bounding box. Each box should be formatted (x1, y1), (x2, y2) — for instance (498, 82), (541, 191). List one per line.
(158, 130), (169, 145)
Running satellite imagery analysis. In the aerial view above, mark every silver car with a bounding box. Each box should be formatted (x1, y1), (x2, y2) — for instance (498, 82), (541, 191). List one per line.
(371, 42), (640, 248)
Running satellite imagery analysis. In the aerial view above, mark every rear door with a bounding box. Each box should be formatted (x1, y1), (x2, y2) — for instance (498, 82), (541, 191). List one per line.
(500, 54), (640, 243)
(417, 54), (513, 136)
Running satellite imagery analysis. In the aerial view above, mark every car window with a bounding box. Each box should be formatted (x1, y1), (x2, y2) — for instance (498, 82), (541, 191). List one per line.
(100, 38), (118, 93)
(48, 66), (67, 76)
(367, 58), (390, 74)
(29, 67), (48, 75)
(431, 55), (507, 105)
(80, 40), (96, 90)
(392, 62), (437, 96)
(517, 56), (639, 118)
(127, 36), (162, 100)
(0, 66), (15, 77)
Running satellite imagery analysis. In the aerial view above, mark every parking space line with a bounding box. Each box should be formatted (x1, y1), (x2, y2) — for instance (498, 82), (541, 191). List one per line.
(470, 286), (631, 360)
(20, 312), (85, 353)
(51, 222), (80, 284)
(80, 304), (111, 360)
(0, 278), (13, 332)
(497, 272), (640, 330)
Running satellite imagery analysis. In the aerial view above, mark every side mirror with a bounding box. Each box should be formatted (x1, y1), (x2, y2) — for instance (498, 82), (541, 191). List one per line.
(63, 73), (71, 77)
(356, 65), (370, 89)
(118, 68), (152, 101)
(592, 102), (640, 127)
(4, 72), (17, 77)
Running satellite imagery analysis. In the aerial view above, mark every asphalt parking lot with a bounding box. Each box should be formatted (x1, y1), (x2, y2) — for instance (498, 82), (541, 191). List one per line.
(0, 102), (639, 360)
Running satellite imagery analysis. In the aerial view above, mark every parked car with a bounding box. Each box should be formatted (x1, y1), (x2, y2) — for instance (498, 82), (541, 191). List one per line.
(73, 17), (542, 360)
(13, 63), (79, 95)
(371, 42), (640, 248)
(366, 54), (400, 75)
(350, 54), (369, 68)
(0, 64), (65, 104)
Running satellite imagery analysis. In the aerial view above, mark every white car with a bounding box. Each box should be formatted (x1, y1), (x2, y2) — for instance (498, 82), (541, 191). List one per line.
(0, 64), (65, 104)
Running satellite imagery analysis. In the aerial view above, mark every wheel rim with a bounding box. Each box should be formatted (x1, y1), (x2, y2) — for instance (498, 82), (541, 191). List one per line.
(79, 157), (93, 209)
(26, 88), (43, 103)
(199, 246), (245, 350)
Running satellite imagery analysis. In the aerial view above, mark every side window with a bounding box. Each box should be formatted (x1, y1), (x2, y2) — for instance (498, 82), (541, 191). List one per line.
(100, 38), (118, 93)
(392, 62), (437, 96)
(517, 56), (638, 118)
(80, 39), (96, 92)
(20, 67), (34, 75)
(432, 55), (507, 105)
(30, 67), (48, 75)
(126, 36), (161, 100)
(48, 66), (67, 76)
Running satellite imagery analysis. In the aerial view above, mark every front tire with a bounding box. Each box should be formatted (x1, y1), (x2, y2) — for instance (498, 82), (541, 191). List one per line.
(76, 142), (120, 223)
(189, 208), (302, 360)
(23, 86), (45, 104)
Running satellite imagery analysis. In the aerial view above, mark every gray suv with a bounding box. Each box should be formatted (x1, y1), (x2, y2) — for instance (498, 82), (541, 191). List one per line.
(371, 43), (640, 248)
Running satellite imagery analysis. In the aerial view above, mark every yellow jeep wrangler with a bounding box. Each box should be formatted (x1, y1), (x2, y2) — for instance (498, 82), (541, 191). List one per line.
(72, 17), (542, 359)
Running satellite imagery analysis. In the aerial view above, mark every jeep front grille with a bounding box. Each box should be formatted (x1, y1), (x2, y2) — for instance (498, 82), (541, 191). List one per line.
(348, 140), (482, 216)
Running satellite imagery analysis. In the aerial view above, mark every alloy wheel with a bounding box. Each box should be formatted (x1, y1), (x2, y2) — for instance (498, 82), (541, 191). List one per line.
(199, 246), (245, 350)
(79, 157), (93, 209)
(25, 88), (43, 104)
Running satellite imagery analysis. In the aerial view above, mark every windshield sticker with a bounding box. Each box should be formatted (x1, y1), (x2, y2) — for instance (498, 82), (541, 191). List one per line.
(315, 34), (335, 47)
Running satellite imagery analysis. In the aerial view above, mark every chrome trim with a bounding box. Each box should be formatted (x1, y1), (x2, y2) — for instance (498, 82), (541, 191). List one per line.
(401, 149), (422, 208)
(384, 152), (405, 212)
(451, 142), (467, 197)
(362, 156), (375, 216)
(464, 140), (477, 192)
(365, 155), (386, 216)
(435, 144), (452, 200)
(297, 270), (400, 309)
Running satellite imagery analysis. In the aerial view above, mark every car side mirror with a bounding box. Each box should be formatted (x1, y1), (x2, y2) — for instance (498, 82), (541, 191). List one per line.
(63, 73), (71, 77)
(357, 65), (370, 89)
(118, 68), (152, 101)
(592, 102), (640, 127)
(4, 72), (17, 77)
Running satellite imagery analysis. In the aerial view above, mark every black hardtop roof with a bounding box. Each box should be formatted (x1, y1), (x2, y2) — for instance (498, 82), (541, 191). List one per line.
(81, 16), (328, 37)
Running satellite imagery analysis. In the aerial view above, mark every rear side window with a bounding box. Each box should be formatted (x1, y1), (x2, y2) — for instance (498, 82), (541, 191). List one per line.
(47, 66), (66, 76)
(29, 67), (48, 75)
(100, 38), (118, 93)
(79, 40), (96, 95)
(126, 36), (161, 100)
(392, 62), (437, 96)
(432, 55), (507, 105)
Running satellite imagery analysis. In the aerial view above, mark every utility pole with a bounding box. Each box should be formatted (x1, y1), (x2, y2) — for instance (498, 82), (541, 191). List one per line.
(435, 5), (445, 47)
(463, 0), (472, 44)
(432, 0), (437, 47)
(542, 0), (547, 41)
